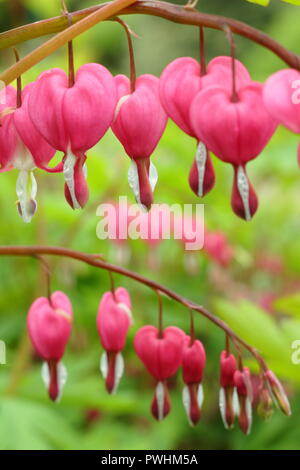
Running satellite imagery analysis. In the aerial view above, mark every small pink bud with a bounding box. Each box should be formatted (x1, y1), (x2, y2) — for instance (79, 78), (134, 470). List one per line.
(182, 338), (206, 426)
(264, 370), (291, 416)
(234, 367), (253, 435)
(27, 291), (73, 401)
(96, 287), (132, 394)
(134, 325), (185, 420)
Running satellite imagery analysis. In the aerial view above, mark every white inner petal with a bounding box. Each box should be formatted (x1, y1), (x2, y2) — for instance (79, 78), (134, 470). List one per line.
(100, 351), (108, 379)
(197, 384), (204, 408)
(63, 151), (81, 209)
(182, 385), (193, 426)
(195, 142), (207, 197)
(156, 381), (165, 421)
(233, 387), (240, 416)
(112, 352), (124, 394)
(41, 361), (67, 403)
(16, 170), (37, 223)
(245, 397), (253, 435)
(127, 160), (158, 210)
(219, 387), (229, 429)
(237, 165), (251, 221)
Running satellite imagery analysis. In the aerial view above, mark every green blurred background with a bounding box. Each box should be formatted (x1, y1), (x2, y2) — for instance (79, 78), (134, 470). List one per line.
(1, 0), (300, 450)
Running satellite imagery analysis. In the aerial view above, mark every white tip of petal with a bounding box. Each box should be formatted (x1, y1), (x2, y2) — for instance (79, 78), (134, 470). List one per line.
(16, 170), (38, 223)
(156, 381), (165, 422)
(195, 142), (207, 197)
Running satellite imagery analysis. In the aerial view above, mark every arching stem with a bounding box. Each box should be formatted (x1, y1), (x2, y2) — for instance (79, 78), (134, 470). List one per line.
(115, 18), (137, 93)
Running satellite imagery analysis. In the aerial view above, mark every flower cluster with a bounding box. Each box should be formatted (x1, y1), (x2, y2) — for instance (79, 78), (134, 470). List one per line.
(27, 287), (291, 434)
(1, 55), (299, 222)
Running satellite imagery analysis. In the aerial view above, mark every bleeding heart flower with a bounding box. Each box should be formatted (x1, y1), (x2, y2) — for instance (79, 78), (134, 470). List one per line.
(111, 74), (167, 210)
(28, 64), (117, 209)
(234, 367), (253, 435)
(96, 287), (132, 394)
(263, 68), (300, 163)
(190, 82), (278, 220)
(160, 56), (251, 198)
(27, 291), (73, 402)
(0, 84), (56, 222)
(182, 338), (206, 426)
(219, 350), (238, 429)
(134, 325), (185, 420)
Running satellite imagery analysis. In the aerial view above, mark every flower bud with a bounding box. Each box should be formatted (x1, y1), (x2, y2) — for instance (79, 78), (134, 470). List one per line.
(264, 369), (291, 416)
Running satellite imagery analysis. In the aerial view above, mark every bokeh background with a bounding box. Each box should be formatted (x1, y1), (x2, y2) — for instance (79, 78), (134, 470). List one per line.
(0, 0), (300, 450)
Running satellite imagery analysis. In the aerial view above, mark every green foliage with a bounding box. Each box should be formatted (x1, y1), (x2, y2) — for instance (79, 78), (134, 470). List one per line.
(246, 0), (300, 6)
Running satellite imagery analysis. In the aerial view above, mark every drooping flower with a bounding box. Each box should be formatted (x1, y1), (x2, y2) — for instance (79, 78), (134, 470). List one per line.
(219, 350), (238, 430)
(234, 367), (253, 435)
(190, 82), (278, 220)
(111, 74), (168, 210)
(0, 84), (56, 222)
(96, 287), (132, 394)
(263, 69), (300, 163)
(27, 291), (73, 401)
(28, 64), (117, 209)
(160, 56), (251, 198)
(134, 325), (185, 420)
(182, 337), (206, 426)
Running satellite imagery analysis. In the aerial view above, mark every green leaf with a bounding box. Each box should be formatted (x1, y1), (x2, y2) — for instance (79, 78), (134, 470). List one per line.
(273, 292), (300, 318)
(246, 0), (300, 4)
